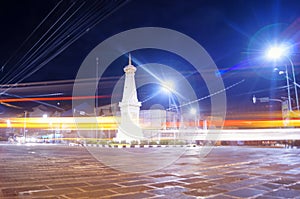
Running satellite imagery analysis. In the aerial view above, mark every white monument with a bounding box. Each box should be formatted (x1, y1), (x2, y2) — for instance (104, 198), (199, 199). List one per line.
(115, 54), (142, 142)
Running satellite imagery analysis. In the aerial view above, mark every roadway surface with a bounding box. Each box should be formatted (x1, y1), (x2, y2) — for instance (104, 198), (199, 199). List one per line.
(0, 143), (300, 198)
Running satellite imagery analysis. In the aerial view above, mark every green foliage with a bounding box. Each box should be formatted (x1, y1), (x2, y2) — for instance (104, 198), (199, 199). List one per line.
(97, 140), (109, 145)
(140, 140), (149, 145)
(108, 140), (120, 145)
(130, 140), (139, 145)
(120, 140), (127, 144)
(86, 139), (98, 144)
(159, 139), (186, 145)
(175, 140), (186, 145)
(159, 140), (170, 145)
(149, 141), (158, 145)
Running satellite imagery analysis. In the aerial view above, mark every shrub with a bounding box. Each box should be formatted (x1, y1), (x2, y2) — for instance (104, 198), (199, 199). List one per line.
(159, 140), (170, 145)
(149, 141), (157, 145)
(131, 140), (139, 145)
(97, 140), (108, 145)
(86, 139), (98, 144)
(140, 140), (149, 145)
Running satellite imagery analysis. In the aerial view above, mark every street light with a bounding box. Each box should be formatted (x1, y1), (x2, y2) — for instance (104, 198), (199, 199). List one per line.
(161, 81), (174, 129)
(6, 119), (12, 135)
(190, 108), (197, 128)
(161, 81), (178, 131)
(265, 45), (289, 61)
(161, 81), (174, 93)
(253, 95), (283, 104)
(265, 43), (298, 111)
(288, 57), (299, 111)
(24, 111), (27, 143)
(252, 95), (290, 126)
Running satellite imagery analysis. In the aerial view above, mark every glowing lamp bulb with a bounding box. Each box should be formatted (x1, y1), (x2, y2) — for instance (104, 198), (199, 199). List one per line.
(266, 45), (288, 61)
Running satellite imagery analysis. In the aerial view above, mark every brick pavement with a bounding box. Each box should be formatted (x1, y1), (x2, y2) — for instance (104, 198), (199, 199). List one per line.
(0, 144), (300, 198)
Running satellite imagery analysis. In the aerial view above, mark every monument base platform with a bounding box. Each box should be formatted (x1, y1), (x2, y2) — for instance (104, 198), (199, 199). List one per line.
(114, 127), (143, 143)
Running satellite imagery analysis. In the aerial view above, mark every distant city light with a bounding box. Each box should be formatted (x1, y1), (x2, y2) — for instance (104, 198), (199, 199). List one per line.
(252, 95), (256, 104)
(190, 108), (197, 115)
(43, 114), (48, 119)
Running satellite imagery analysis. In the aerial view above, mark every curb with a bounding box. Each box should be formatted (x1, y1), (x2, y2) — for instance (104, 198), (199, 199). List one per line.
(82, 144), (199, 148)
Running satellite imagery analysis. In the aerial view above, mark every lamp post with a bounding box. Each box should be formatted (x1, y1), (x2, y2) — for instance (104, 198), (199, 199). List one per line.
(161, 81), (174, 109)
(265, 44), (297, 112)
(6, 119), (11, 135)
(73, 109), (99, 141)
(190, 108), (197, 129)
(161, 81), (174, 129)
(284, 64), (292, 111)
(24, 111), (27, 143)
(288, 57), (299, 111)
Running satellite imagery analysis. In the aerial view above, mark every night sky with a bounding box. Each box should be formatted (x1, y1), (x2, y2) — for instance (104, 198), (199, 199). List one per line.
(0, 0), (300, 116)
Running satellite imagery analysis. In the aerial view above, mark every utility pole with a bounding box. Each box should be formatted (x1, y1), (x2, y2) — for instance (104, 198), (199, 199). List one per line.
(24, 111), (27, 143)
(96, 57), (99, 140)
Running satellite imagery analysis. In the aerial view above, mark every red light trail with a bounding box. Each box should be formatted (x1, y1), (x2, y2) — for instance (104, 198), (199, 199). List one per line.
(0, 95), (111, 103)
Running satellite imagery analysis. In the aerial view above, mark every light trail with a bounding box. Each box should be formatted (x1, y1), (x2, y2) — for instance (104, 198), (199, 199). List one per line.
(4, 2), (80, 86)
(2, 115), (300, 131)
(2, 116), (118, 130)
(0, 0), (63, 74)
(177, 79), (245, 109)
(23, 93), (64, 98)
(0, 95), (111, 103)
(155, 128), (300, 141)
(0, 1), (128, 94)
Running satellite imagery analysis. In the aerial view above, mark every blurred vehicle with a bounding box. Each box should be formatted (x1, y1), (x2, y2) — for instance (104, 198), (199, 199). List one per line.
(8, 135), (25, 144)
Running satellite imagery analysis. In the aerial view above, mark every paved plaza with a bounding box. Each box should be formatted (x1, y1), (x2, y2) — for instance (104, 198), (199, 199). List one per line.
(0, 144), (300, 199)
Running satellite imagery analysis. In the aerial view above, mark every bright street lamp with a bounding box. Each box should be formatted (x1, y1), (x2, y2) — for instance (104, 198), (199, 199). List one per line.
(265, 45), (289, 61)
(161, 81), (174, 94)
(265, 43), (298, 111)
(161, 80), (174, 110)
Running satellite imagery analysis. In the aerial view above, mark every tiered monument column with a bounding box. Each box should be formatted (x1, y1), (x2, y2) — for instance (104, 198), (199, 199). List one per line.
(115, 54), (142, 142)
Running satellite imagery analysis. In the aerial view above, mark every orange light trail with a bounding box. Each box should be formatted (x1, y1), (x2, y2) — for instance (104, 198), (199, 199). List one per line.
(2, 116), (119, 130)
(2, 117), (300, 130)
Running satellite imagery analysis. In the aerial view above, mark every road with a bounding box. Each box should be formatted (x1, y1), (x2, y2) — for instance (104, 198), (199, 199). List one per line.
(0, 144), (300, 198)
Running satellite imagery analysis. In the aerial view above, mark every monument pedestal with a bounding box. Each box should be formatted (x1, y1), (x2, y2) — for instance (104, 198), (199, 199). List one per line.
(114, 126), (143, 143)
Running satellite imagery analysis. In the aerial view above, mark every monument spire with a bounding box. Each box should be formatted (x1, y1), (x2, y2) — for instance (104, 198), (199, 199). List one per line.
(115, 54), (142, 143)
(129, 53), (132, 65)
